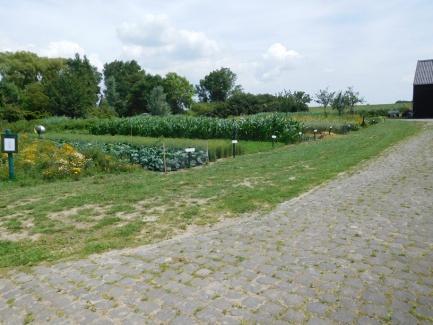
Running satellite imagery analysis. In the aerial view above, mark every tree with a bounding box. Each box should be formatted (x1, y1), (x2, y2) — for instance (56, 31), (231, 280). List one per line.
(127, 74), (163, 116)
(22, 82), (50, 117)
(331, 91), (346, 115)
(344, 87), (364, 114)
(315, 88), (335, 117)
(44, 54), (101, 118)
(104, 76), (125, 116)
(0, 80), (21, 106)
(148, 86), (171, 116)
(196, 67), (239, 102)
(292, 91), (311, 111)
(162, 72), (194, 114)
(103, 60), (144, 116)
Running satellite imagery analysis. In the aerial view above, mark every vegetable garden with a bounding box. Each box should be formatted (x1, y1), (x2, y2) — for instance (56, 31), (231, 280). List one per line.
(1, 111), (375, 182)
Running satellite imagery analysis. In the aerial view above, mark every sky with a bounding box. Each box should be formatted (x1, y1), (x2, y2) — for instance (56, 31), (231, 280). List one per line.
(1, 0), (432, 104)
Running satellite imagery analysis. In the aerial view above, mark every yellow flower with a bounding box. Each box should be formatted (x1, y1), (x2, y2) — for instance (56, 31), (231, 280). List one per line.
(71, 167), (81, 175)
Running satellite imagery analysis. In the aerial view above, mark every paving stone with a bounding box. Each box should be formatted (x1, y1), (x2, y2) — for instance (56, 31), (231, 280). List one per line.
(308, 302), (328, 315)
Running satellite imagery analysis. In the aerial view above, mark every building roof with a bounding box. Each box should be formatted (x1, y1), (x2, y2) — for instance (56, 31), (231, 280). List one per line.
(414, 59), (433, 85)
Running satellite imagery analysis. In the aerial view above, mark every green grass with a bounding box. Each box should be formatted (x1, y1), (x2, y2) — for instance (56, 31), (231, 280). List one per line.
(0, 120), (421, 269)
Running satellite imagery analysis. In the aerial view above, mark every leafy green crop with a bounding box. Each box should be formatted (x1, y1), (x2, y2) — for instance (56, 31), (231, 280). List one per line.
(89, 113), (302, 143)
(56, 140), (208, 172)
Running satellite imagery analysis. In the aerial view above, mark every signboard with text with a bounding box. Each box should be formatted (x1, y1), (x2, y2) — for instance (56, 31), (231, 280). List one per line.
(1, 133), (18, 153)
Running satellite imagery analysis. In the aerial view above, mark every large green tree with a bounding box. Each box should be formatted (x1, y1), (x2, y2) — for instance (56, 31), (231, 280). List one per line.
(0, 51), (66, 120)
(162, 72), (194, 114)
(44, 54), (101, 117)
(103, 60), (144, 116)
(22, 82), (50, 117)
(196, 67), (240, 102)
(127, 74), (163, 116)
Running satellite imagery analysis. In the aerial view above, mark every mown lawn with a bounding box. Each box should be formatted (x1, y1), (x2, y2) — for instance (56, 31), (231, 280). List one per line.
(0, 120), (421, 269)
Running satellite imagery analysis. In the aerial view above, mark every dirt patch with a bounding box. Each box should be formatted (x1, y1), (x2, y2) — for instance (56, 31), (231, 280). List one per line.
(0, 217), (40, 242)
(47, 204), (109, 229)
(115, 197), (213, 223)
(233, 177), (273, 188)
(6, 197), (41, 209)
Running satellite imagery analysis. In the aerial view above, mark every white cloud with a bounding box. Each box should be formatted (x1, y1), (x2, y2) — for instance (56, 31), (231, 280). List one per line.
(40, 41), (85, 58)
(255, 43), (302, 81)
(39, 41), (104, 71)
(117, 15), (219, 64)
(263, 43), (300, 62)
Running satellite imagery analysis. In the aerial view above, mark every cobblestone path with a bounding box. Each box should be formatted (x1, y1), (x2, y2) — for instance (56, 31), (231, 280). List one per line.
(1, 124), (432, 324)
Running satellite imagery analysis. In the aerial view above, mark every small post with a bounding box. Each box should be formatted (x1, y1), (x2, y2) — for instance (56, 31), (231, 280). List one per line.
(206, 140), (209, 164)
(329, 126), (332, 135)
(163, 143), (167, 174)
(271, 135), (277, 148)
(313, 129), (318, 140)
(8, 152), (15, 180)
(298, 131), (303, 142)
(232, 140), (238, 158)
(185, 148), (195, 168)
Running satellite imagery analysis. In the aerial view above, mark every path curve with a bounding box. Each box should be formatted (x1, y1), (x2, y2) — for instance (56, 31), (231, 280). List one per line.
(1, 123), (432, 324)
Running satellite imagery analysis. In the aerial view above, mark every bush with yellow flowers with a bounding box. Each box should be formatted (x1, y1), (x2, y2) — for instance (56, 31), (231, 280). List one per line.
(0, 135), (135, 181)
(14, 138), (88, 180)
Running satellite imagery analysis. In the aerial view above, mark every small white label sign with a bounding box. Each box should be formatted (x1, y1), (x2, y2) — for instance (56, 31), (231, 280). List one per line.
(3, 138), (16, 152)
(185, 147), (195, 153)
(271, 135), (277, 139)
(231, 140), (238, 144)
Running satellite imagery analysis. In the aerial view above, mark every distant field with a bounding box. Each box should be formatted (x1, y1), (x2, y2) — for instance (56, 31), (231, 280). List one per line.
(309, 102), (412, 114)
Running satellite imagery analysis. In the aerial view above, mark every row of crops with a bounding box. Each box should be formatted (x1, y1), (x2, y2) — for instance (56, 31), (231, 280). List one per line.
(89, 113), (303, 143)
(55, 140), (209, 172)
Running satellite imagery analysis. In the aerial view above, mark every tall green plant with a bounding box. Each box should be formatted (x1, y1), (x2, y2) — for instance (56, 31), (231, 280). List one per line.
(148, 86), (171, 116)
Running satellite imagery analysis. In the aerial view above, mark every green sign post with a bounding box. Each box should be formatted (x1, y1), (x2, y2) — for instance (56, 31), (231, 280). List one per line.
(1, 129), (18, 180)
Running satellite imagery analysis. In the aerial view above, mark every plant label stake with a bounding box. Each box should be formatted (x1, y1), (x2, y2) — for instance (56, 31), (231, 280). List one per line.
(163, 143), (167, 174)
(206, 140), (209, 164)
(1, 129), (18, 180)
(329, 126), (332, 135)
(298, 131), (302, 142)
(271, 135), (277, 148)
(231, 140), (238, 158)
(313, 129), (318, 140)
(185, 148), (195, 168)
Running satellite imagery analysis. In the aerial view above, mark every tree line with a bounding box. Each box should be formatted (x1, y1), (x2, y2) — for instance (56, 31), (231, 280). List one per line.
(0, 51), (363, 122)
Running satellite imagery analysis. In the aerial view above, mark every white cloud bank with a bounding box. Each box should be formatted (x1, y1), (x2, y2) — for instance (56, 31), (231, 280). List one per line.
(39, 41), (104, 71)
(117, 15), (219, 63)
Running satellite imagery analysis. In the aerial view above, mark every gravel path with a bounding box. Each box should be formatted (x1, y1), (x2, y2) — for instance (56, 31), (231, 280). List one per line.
(1, 123), (432, 324)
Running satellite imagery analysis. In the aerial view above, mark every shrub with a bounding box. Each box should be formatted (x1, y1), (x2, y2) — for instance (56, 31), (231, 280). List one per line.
(1, 116), (103, 133)
(0, 136), (133, 181)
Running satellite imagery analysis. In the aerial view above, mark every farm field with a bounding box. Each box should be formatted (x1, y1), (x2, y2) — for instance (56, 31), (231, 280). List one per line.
(309, 102), (412, 115)
(0, 120), (421, 269)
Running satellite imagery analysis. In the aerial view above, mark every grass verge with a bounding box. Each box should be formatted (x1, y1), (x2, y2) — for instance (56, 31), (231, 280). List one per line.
(0, 120), (421, 269)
